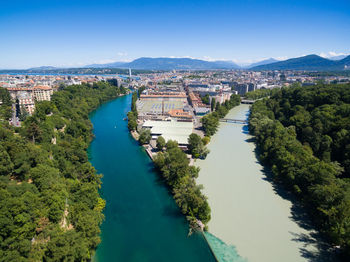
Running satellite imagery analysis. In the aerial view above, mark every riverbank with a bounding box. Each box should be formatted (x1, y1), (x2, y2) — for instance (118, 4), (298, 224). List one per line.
(196, 104), (319, 262)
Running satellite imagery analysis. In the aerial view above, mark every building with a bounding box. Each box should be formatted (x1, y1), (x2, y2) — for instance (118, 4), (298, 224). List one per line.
(194, 106), (210, 116)
(167, 109), (193, 121)
(188, 92), (210, 116)
(142, 119), (194, 146)
(17, 91), (35, 115)
(212, 92), (233, 104)
(137, 90), (188, 119)
(33, 85), (53, 101)
(6, 87), (33, 100)
(140, 91), (187, 101)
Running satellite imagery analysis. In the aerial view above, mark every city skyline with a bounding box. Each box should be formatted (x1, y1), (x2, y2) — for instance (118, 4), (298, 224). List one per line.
(1, 0), (349, 69)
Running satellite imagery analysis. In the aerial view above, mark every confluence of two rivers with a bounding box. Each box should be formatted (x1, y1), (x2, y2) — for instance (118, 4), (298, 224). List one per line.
(89, 94), (317, 262)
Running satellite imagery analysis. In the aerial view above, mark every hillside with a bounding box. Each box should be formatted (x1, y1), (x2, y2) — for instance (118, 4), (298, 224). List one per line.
(246, 58), (278, 68)
(84, 62), (126, 68)
(0, 82), (127, 261)
(251, 54), (350, 71)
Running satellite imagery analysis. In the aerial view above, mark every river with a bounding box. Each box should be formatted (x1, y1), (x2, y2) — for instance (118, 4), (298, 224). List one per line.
(88, 94), (216, 262)
(196, 104), (319, 262)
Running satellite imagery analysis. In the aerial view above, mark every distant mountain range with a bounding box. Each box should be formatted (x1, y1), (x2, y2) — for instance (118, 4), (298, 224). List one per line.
(85, 57), (241, 70)
(84, 62), (126, 68)
(328, 55), (348, 61)
(28, 66), (58, 70)
(84, 55), (350, 71)
(5, 54), (350, 72)
(245, 58), (278, 69)
(251, 54), (350, 71)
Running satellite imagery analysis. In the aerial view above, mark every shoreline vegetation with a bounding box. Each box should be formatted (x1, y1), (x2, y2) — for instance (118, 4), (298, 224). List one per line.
(127, 91), (241, 229)
(0, 82), (126, 261)
(201, 94), (241, 137)
(248, 84), (350, 258)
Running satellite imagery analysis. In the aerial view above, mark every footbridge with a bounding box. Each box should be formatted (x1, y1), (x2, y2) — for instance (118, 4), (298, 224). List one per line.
(220, 118), (248, 124)
(241, 99), (255, 104)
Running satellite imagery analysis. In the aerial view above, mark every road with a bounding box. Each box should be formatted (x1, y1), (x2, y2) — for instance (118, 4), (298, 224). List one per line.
(10, 103), (21, 127)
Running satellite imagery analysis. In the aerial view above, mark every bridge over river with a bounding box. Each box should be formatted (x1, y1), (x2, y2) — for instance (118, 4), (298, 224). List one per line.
(240, 99), (255, 104)
(220, 118), (248, 124)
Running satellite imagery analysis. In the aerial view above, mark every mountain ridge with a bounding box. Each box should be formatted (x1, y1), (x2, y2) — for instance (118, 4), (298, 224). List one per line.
(85, 57), (240, 70)
(246, 58), (278, 68)
(14, 54), (350, 71)
(251, 54), (350, 71)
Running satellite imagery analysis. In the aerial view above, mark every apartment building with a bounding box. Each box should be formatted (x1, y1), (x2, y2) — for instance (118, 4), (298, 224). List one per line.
(33, 85), (53, 101)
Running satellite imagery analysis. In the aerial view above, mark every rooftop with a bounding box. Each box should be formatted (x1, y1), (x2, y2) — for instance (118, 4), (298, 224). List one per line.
(143, 119), (193, 145)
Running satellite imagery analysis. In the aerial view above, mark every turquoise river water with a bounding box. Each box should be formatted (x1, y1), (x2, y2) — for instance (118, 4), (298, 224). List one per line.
(89, 94), (216, 262)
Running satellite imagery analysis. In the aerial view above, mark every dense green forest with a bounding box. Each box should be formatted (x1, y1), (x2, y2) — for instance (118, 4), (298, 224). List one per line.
(127, 91), (138, 131)
(0, 82), (126, 261)
(0, 87), (12, 120)
(249, 83), (350, 256)
(201, 94), (241, 136)
(244, 88), (279, 100)
(153, 140), (211, 227)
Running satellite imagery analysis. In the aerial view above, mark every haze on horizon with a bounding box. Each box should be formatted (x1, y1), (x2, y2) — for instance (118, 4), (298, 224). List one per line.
(0, 0), (349, 69)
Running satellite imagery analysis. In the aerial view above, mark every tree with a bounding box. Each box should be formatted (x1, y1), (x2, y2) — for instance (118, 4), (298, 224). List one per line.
(137, 86), (146, 97)
(166, 140), (178, 150)
(215, 101), (220, 111)
(202, 136), (210, 145)
(188, 133), (209, 158)
(18, 105), (29, 121)
(211, 97), (216, 112)
(156, 136), (166, 151)
(131, 91), (138, 114)
(201, 114), (219, 136)
(0, 87), (12, 120)
(127, 111), (137, 131)
(139, 129), (151, 144)
(26, 121), (42, 143)
(201, 94), (210, 105)
(0, 145), (13, 176)
(58, 83), (66, 90)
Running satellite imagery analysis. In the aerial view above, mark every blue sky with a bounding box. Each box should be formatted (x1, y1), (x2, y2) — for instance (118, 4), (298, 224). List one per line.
(0, 0), (349, 68)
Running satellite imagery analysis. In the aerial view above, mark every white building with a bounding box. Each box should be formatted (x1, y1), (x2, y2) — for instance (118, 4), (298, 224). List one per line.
(142, 119), (194, 146)
(33, 85), (53, 101)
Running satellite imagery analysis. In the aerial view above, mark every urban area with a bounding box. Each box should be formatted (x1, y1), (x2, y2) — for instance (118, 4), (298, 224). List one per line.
(2, 70), (349, 138)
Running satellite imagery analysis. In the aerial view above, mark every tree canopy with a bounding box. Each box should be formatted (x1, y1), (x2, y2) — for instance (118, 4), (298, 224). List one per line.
(249, 83), (350, 257)
(0, 81), (125, 261)
(138, 129), (151, 145)
(154, 143), (211, 225)
(188, 133), (209, 159)
(201, 94), (240, 136)
(156, 136), (166, 151)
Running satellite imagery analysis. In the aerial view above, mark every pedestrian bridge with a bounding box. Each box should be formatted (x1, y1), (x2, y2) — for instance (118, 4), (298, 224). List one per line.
(220, 118), (248, 124)
(241, 99), (255, 104)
